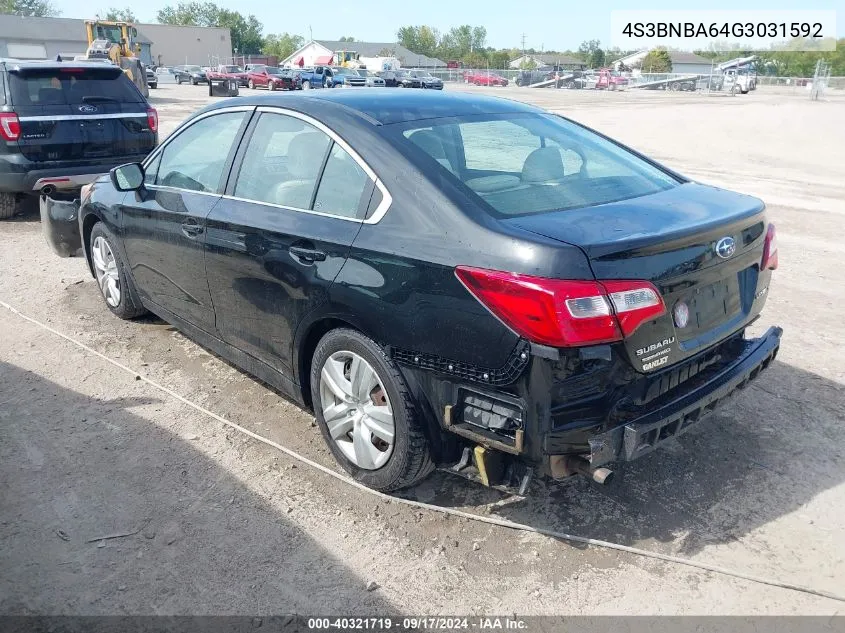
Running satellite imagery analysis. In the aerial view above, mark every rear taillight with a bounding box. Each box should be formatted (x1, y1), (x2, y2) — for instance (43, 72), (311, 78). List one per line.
(761, 223), (778, 270)
(0, 112), (21, 141)
(146, 108), (158, 133)
(455, 266), (665, 347)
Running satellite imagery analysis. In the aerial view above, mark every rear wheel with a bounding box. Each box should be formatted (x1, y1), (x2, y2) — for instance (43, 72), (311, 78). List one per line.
(0, 192), (19, 220)
(268, 81), (276, 91)
(88, 223), (147, 320)
(248, 78), (255, 89)
(311, 328), (434, 492)
(177, 77), (182, 85)
(302, 80), (311, 90)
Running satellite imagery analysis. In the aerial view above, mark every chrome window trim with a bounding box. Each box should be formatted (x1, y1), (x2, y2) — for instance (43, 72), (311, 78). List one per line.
(221, 194), (363, 223)
(141, 105), (256, 171)
(243, 106), (392, 224)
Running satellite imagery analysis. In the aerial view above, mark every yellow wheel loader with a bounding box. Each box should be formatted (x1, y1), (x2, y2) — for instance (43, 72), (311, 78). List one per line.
(83, 20), (149, 98)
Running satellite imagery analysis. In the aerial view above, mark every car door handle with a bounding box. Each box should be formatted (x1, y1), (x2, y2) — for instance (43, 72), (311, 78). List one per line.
(181, 220), (204, 238)
(289, 246), (327, 263)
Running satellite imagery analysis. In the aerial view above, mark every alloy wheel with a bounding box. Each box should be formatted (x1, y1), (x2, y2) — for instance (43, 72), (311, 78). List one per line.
(319, 351), (395, 470)
(91, 235), (121, 308)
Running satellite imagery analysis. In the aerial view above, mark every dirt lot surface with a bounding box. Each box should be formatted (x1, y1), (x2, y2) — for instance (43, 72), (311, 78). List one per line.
(1, 83), (844, 616)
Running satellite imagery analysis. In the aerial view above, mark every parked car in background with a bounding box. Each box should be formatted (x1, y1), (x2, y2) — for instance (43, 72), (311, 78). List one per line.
(326, 67), (366, 88)
(0, 60), (157, 221)
(357, 70), (385, 87)
(247, 66), (302, 91)
(174, 65), (207, 85)
(379, 70), (420, 88)
(465, 71), (508, 86)
(515, 69), (553, 86)
(145, 68), (157, 89)
(407, 70), (443, 89)
(40, 90), (781, 493)
(207, 65), (249, 87)
(297, 66), (332, 89)
(595, 69), (628, 90)
(155, 66), (175, 76)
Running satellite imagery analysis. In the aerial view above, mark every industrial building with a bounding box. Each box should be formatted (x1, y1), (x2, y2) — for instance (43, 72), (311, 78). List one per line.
(0, 15), (232, 67)
(612, 49), (716, 75)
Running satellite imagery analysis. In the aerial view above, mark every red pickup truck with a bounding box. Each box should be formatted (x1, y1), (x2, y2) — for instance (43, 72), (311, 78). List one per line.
(206, 64), (249, 87)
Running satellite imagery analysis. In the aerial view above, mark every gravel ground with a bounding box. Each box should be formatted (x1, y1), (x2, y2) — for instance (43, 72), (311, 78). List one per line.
(1, 83), (843, 616)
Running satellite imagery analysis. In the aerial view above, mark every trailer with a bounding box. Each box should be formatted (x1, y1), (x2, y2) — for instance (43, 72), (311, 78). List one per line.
(629, 74), (703, 91)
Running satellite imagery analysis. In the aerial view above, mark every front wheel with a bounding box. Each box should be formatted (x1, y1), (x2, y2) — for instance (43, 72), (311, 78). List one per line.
(88, 223), (147, 320)
(248, 79), (255, 89)
(176, 77), (182, 85)
(268, 81), (276, 91)
(311, 328), (434, 492)
(302, 80), (311, 90)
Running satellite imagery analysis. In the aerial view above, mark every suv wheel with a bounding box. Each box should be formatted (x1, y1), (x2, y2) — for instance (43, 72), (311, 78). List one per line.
(248, 79), (255, 89)
(311, 328), (434, 491)
(0, 192), (19, 220)
(177, 76), (182, 85)
(302, 80), (311, 90)
(89, 223), (147, 320)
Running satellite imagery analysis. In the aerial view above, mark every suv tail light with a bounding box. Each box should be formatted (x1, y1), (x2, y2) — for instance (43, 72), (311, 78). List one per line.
(455, 266), (665, 347)
(146, 108), (158, 133)
(0, 112), (21, 141)
(761, 223), (778, 270)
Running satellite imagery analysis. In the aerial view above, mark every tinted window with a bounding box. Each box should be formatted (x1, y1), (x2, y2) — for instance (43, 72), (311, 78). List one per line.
(313, 143), (370, 218)
(9, 67), (142, 105)
(155, 112), (246, 193)
(234, 112), (331, 209)
(401, 114), (679, 217)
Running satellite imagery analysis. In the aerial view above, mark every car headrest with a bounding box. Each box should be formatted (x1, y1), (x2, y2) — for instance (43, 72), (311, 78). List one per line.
(408, 130), (446, 160)
(286, 133), (328, 179)
(521, 147), (565, 183)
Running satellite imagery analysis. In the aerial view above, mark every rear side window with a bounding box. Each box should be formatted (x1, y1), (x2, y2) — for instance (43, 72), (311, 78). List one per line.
(9, 68), (143, 105)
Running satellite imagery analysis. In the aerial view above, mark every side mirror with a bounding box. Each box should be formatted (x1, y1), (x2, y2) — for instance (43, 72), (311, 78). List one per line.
(110, 163), (144, 192)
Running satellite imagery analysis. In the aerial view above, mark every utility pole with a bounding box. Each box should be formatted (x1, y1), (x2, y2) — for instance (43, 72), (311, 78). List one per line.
(521, 33), (526, 58)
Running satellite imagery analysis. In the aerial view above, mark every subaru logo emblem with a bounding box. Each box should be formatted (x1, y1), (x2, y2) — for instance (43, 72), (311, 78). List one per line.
(715, 236), (736, 259)
(673, 302), (690, 328)
(78, 105), (98, 114)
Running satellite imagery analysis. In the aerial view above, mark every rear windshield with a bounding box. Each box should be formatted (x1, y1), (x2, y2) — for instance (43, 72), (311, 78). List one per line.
(9, 67), (143, 105)
(398, 113), (679, 217)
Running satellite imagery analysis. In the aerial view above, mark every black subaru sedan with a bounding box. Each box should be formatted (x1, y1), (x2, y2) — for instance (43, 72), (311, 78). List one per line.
(42, 91), (781, 492)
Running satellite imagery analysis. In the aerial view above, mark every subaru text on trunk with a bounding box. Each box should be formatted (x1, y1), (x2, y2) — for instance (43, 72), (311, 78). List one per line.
(40, 91), (781, 492)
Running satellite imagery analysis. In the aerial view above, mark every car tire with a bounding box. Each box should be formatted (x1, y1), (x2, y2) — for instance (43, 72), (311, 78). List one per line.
(248, 79), (254, 89)
(88, 223), (147, 320)
(268, 81), (275, 91)
(311, 328), (434, 492)
(191, 79), (197, 85)
(0, 192), (19, 220)
(302, 80), (311, 90)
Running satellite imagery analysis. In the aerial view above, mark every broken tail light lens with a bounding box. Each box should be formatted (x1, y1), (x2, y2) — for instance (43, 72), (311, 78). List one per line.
(761, 223), (778, 270)
(0, 112), (21, 141)
(146, 108), (158, 133)
(456, 267), (664, 347)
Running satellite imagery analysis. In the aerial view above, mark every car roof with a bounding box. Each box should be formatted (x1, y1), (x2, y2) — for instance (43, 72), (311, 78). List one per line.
(205, 90), (541, 125)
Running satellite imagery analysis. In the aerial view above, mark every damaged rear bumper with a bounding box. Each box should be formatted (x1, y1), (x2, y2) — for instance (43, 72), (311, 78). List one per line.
(586, 326), (782, 467)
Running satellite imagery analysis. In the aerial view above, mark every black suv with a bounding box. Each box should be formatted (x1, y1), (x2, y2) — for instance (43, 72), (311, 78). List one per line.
(0, 60), (158, 219)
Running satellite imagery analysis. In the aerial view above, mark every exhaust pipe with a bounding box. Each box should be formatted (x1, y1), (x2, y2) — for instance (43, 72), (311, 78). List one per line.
(549, 455), (615, 485)
(41, 185), (55, 197)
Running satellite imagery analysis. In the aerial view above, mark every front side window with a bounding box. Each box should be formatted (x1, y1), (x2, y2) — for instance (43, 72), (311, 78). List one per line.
(234, 112), (372, 218)
(400, 114), (679, 217)
(154, 111), (246, 193)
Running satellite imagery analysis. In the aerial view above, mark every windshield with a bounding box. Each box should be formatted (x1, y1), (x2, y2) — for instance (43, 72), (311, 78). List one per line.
(398, 114), (679, 217)
(266, 67), (283, 75)
(223, 65), (242, 73)
(186, 66), (201, 72)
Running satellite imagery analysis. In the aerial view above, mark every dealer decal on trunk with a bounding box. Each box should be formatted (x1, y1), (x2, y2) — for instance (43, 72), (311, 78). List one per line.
(637, 337), (675, 371)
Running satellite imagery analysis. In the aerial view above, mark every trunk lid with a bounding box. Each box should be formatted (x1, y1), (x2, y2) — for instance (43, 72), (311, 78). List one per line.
(9, 65), (154, 163)
(507, 183), (771, 370)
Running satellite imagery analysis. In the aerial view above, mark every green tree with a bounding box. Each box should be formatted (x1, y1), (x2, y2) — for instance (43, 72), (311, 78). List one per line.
(396, 26), (420, 52)
(462, 51), (487, 68)
(156, 2), (264, 54)
(488, 49), (510, 69)
(396, 25), (440, 57)
(0, 0), (59, 16)
(103, 6), (137, 21)
(589, 48), (606, 68)
(641, 47), (672, 73)
(338, 36), (355, 42)
(518, 57), (538, 69)
(577, 39), (601, 61)
(263, 32), (304, 60)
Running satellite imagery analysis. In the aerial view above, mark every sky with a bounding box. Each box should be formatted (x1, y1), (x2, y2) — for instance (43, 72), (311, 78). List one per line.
(53, 0), (844, 51)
